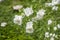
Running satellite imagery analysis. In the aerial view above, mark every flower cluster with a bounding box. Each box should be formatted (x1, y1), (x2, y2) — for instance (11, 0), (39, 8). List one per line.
(0, 1), (60, 40)
(45, 32), (57, 40)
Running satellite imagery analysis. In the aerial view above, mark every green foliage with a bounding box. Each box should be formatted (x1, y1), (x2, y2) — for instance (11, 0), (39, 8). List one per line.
(0, 0), (60, 40)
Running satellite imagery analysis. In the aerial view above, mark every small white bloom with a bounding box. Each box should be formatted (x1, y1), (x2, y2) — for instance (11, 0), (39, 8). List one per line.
(24, 7), (33, 16)
(1, 22), (7, 27)
(13, 5), (23, 10)
(54, 26), (57, 31)
(50, 37), (54, 40)
(52, 6), (58, 10)
(48, 19), (52, 25)
(36, 9), (45, 19)
(45, 32), (49, 38)
(13, 15), (23, 25)
(26, 21), (34, 33)
(57, 24), (60, 28)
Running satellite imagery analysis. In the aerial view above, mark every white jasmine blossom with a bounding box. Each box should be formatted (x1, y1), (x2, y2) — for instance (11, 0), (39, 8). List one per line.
(26, 21), (34, 33)
(54, 26), (57, 31)
(52, 6), (58, 10)
(45, 32), (49, 38)
(48, 19), (52, 25)
(13, 5), (23, 10)
(13, 15), (23, 25)
(36, 9), (45, 19)
(24, 7), (33, 16)
(57, 24), (60, 28)
(1, 22), (7, 27)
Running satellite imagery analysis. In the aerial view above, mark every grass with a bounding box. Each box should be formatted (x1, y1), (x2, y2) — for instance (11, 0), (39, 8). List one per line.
(0, 0), (60, 40)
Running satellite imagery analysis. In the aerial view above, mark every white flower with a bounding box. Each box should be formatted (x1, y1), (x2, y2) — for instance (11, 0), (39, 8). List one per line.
(50, 37), (54, 40)
(26, 21), (34, 33)
(1, 22), (7, 27)
(57, 24), (60, 28)
(52, 6), (58, 10)
(48, 19), (52, 25)
(36, 9), (45, 19)
(13, 15), (23, 25)
(13, 5), (23, 10)
(45, 32), (49, 38)
(54, 26), (57, 31)
(24, 7), (33, 16)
